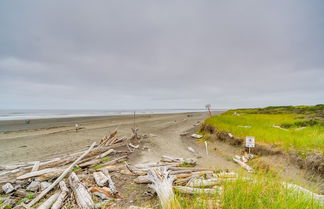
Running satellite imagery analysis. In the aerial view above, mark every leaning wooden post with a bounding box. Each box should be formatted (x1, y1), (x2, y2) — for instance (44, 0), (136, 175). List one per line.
(25, 142), (96, 208)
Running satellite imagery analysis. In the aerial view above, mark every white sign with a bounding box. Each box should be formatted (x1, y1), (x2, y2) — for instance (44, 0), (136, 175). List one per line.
(246, 136), (255, 148)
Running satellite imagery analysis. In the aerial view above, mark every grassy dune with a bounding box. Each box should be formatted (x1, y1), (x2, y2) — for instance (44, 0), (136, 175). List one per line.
(205, 105), (324, 154)
(176, 174), (323, 209)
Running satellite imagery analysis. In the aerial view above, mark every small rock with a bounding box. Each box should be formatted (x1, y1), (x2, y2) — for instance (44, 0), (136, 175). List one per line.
(187, 147), (195, 153)
(142, 134), (148, 139)
(26, 181), (40, 192)
(180, 132), (189, 136)
(2, 183), (15, 194)
(191, 134), (202, 139)
(14, 184), (22, 190)
(40, 182), (51, 191)
(14, 189), (27, 198)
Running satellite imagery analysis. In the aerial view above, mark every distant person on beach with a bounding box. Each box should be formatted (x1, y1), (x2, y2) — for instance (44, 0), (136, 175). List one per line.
(75, 123), (79, 132)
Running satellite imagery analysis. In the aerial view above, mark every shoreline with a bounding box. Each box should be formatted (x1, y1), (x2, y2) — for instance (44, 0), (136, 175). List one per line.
(0, 111), (211, 133)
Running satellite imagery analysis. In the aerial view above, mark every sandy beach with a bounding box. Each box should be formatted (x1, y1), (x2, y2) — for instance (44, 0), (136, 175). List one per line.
(0, 112), (218, 165)
(1, 111), (322, 195)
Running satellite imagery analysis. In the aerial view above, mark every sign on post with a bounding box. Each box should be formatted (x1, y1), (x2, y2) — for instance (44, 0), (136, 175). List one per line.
(245, 136), (255, 148)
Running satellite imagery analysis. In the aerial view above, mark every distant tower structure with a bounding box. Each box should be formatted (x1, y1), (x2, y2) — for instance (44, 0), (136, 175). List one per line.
(205, 104), (212, 117)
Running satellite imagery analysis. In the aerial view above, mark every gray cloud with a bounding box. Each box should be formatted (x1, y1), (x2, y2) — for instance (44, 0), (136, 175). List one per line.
(0, 0), (323, 109)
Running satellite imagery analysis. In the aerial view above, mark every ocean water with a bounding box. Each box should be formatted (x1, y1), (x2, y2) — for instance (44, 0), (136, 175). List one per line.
(0, 109), (205, 121)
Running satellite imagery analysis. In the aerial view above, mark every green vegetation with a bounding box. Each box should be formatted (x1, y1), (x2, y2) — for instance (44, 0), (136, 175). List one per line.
(102, 157), (110, 163)
(179, 162), (196, 168)
(176, 174), (322, 209)
(92, 164), (104, 171)
(72, 165), (81, 172)
(204, 105), (324, 153)
(26, 193), (34, 200)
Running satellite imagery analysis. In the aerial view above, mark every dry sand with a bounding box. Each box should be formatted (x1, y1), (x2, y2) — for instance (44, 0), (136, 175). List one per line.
(0, 111), (228, 168)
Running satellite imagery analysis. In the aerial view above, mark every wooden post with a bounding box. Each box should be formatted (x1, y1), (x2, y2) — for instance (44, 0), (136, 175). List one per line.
(133, 111), (136, 130)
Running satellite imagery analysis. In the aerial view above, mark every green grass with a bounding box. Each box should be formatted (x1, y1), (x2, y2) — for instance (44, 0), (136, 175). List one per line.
(179, 162), (196, 168)
(72, 165), (81, 172)
(204, 105), (324, 153)
(26, 193), (34, 200)
(176, 174), (323, 209)
(102, 157), (110, 163)
(92, 164), (104, 171)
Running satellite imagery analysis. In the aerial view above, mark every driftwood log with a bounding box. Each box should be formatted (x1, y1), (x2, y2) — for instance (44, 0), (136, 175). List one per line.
(32, 161), (40, 172)
(233, 157), (254, 173)
(69, 172), (95, 209)
(102, 168), (117, 194)
(36, 192), (60, 209)
(17, 168), (60, 180)
(93, 172), (109, 187)
(173, 186), (222, 195)
(51, 181), (69, 209)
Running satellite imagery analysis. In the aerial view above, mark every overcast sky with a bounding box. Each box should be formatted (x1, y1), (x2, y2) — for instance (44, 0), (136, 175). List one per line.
(0, 1), (323, 109)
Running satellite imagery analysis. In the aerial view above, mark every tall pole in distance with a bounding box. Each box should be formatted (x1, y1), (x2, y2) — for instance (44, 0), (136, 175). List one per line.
(205, 104), (212, 117)
(133, 111), (136, 129)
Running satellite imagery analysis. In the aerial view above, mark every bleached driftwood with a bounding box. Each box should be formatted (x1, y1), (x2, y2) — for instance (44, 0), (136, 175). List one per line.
(79, 159), (101, 168)
(99, 130), (118, 146)
(186, 178), (221, 187)
(191, 134), (202, 139)
(36, 192), (60, 209)
(25, 142), (96, 208)
(17, 168), (60, 180)
(51, 181), (69, 209)
(100, 155), (128, 167)
(136, 171), (213, 183)
(102, 168), (117, 194)
(98, 149), (115, 159)
(93, 172), (109, 187)
(147, 167), (180, 209)
(284, 183), (324, 205)
(161, 155), (197, 165)
(129, 143), (139, 149)
(69, 172), (95, 209)
(134, 175), (151, 184)
(41, 142), (126, 169)
(36, 169), (66, 182)
(216, 171), (238, 179)
(174, 176), (196, 186)
(170, 170), (195, 175)
(174, 186), (222, 195)
(134, 162), (180, 170)
(168, 167), (210, 171)
(233, 157), (254, 173)
(187, 147), (195, 153)
(32, 161), (40, 172)
(272, 124), (288, 131)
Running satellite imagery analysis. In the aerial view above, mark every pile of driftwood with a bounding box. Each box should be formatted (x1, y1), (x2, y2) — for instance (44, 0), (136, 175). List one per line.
(124, 155), (240, 209)
(0, 129), (140, 209)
